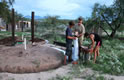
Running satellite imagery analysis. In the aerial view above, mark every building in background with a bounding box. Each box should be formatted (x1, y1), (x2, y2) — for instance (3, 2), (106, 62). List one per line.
(0, 18), (6, 31)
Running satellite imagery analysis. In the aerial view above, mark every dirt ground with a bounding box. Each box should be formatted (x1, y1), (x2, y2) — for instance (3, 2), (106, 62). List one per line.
(0, 64), (124, 80)
(0, 39), (124, 80)
(0, 37), (19, 45)
(0, 43), (64, 73)
(0, 37), (46, 45)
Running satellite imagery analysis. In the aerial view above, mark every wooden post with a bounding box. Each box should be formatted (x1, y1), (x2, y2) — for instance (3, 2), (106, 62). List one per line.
(27, 22), (28, 28)
(6, 24), (8, 31)
(21, 21), (24, 32)
(12, 8), (15, 46)
(31, 12), (34, 43)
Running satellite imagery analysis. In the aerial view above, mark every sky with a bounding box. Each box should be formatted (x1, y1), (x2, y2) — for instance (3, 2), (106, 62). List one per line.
(13, 0), (114, 19)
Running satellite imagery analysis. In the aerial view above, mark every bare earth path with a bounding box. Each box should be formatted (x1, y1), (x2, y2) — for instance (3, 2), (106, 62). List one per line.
(0, 64), (124, 80)
(0, 65), (71, 80)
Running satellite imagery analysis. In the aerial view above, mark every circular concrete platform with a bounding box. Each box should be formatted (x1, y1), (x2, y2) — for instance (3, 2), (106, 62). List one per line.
(0, 44), (64, 73)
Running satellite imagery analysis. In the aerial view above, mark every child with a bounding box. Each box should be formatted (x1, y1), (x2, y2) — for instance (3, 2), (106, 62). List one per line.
(84, 32), (102, 63)
(64, 21), (76, 65)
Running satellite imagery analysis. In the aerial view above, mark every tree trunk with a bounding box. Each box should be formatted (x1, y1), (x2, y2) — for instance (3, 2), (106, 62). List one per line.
(110, 30), (116, 38)
(21, 21), (23, 32)
(6, 24), (8, 31)
(98, 27), (102, 36)
(99, 25), (110, 37)
(11, 8), (15, 46)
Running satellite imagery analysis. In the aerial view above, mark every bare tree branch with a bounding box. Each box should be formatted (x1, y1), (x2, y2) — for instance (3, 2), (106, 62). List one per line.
(101, 14), (114, 30)
(99, 23), (110, 37)
(116, 18), (122, 30)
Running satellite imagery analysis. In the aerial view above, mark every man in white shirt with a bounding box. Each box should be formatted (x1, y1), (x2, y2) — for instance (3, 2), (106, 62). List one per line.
(74, 17), (85, 59)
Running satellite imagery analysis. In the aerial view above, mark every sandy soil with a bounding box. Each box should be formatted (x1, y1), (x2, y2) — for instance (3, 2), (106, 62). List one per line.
(0, 64), (70, 80)
(0, 64), (124, 80)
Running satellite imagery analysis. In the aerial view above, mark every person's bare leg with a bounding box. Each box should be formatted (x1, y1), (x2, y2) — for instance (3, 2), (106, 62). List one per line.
(79, 38), (82, 59)
(94, 50), (97, 63)
(93, 46), (99, 63)
(97, 47), (100, 57)
(64, 56), (67, 65)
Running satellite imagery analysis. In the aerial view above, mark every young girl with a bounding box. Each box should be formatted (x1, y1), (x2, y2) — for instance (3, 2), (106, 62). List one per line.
(84, 32), (102, 63)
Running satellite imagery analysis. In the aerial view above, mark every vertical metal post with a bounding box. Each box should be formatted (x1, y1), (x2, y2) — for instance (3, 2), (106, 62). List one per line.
(12, 8), (15, 46)
(31, 12), (34, 43)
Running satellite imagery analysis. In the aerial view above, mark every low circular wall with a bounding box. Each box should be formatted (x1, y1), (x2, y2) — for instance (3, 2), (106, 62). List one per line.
(0, 44), (64, 73)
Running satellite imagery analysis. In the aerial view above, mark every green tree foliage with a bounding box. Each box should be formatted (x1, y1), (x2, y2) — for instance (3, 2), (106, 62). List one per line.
(0, 0), (27, 31)
(92, 0), (124, 38)
(15, 12), (24, 23)
(0, 1), (14, 24)
(37, 15), (69, 31)
(36, 15), (70, 42)
(84, 18), (93, 32)
(1, 0), (15, 6)
(0, 2), (10, 19)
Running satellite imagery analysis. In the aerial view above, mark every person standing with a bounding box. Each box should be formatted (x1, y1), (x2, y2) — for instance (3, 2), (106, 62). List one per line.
(64, 21), (77, 65)
(74, 17), (85, 59)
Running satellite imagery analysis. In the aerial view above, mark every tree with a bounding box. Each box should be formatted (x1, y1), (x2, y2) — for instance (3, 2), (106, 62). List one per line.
(92, 0), (124, 38)
(0, 0), (15, 25)
(84, 4), (102, 34)
(0, 2), (9, 18)
(0, 2), (11, 31)
(0, 1), (25, 31)
(1, 0), (15, 6)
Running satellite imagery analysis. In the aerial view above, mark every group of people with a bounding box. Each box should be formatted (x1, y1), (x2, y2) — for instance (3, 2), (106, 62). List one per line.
(64, 17), (102, 65)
